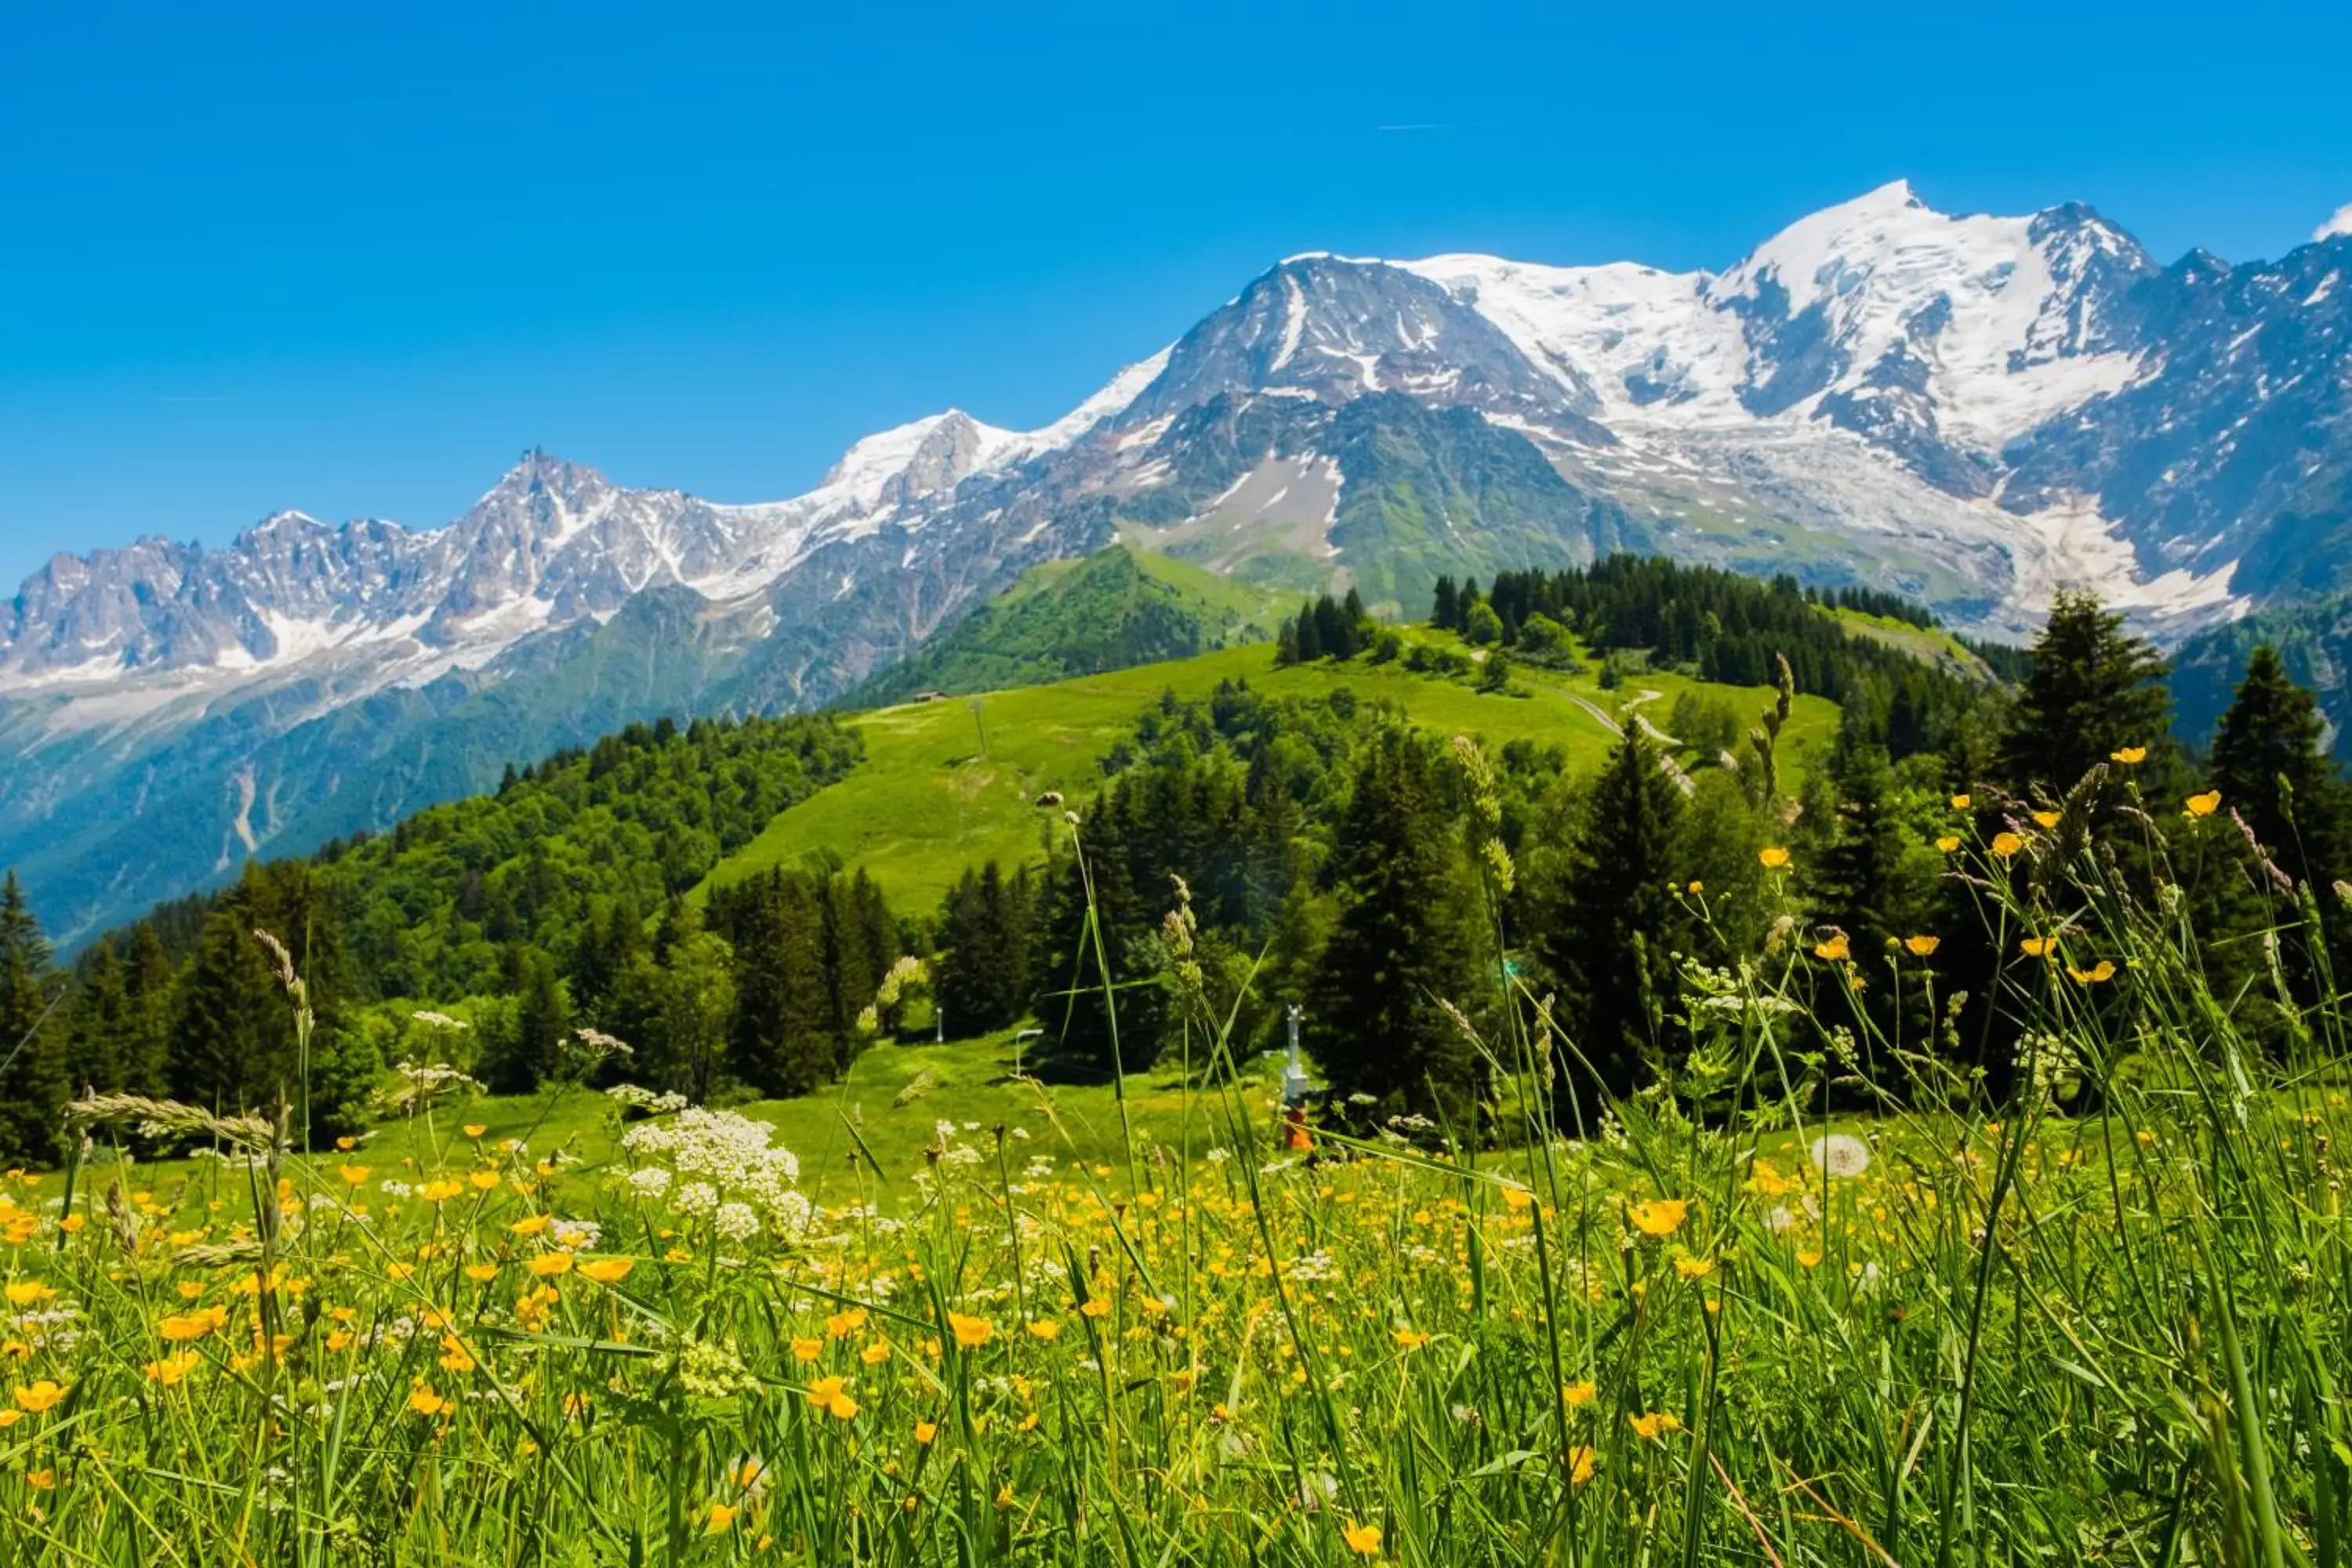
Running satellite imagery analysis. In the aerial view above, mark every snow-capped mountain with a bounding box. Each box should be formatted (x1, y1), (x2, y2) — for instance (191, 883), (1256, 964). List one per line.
(9, 180), (2352, 938)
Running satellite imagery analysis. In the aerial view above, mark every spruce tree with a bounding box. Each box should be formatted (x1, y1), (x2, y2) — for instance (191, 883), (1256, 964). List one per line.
(1432, 575), (1459, 630)
(1308, 728), (1483, 1117)
(938, 861), (1033, 1037)
(168, 905), (285, 1116)
(0, 874), (67, 1166)
(64, 939), (129, 1094)
(2210, 644), (2349, 886)
(1537, 728), (1689, 1104)
(1997, 590), (2175, 798)
(1275, 615), (1301, 666)
(1312, 594), (1352, 659)
(120, 924), (175, 1097)
(723, 872), (840, 1095)
(1034, 784), (1171, 1073)
(1294, 599), (1323, 660)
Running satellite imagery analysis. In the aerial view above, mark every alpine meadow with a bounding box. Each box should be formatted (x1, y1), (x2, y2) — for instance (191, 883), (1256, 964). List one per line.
(5, 548), (2352, 1566)
(10, 33), (2352, 1559)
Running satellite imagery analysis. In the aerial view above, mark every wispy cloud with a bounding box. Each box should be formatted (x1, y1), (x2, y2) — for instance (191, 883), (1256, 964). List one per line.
(154, 394), (241, 404)
(2316, 203), (2352, 242)
(1375, 122), (1450, 133)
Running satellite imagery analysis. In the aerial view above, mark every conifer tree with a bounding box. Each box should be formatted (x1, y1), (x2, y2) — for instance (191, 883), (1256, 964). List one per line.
(1432, 575), (1459, 630)
(0, 874), (67, 1166)
(1312, 594), (1353, 659)
(121, 924), (175, 1096)
(1537, 728), (1689, 1103)
(1035, 784), (1171, 1073)
(938, 861), (1034, 1037)
(1294, 598), (1323, 661)
(64, 940), (129, 1095)
(1274, 615), (1301, 666)
(168, 904), (285, 1116)
(1309, 728), (1483, 1116)
(2210, 644), (2349, 887)
(722, 872), (841, 1095)
(485, 946), (570, 1094)
(1998, 590), (2175, 798)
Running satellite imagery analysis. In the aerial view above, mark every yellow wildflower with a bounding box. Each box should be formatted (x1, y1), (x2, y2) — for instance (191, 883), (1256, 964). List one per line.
(1627, 1198), (1689, 1239)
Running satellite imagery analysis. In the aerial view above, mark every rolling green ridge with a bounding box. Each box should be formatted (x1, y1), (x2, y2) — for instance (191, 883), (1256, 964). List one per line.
(704, 633), (1838, 915)
(848, 544), (1290, 706)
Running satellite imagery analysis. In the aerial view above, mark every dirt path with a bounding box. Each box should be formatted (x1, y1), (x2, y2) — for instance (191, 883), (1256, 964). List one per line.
(1559, 688), (1695, 797)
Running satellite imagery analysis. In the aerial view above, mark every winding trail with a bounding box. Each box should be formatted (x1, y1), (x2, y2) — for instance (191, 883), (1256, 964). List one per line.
(1559, 687), (1696, 797)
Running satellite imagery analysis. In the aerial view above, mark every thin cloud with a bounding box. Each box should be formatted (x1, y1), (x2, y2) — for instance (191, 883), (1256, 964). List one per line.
(1375, 122), (1450, 133)
(2317, 203), (2352, 242)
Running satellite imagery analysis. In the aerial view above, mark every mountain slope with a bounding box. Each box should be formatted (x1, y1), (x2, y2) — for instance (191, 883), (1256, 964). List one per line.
(2172, 591), (2352, 762)
(703, 637), (1840, 918)
(11, 180), (2352, 937)
(849, 545), (1287, 706)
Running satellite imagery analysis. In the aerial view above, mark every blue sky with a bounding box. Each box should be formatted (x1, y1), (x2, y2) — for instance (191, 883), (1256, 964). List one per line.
(4, 0), (2348, 589)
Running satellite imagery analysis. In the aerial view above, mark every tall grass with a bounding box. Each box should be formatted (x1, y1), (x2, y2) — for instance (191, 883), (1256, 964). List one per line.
(0, 777), (2347, 1565)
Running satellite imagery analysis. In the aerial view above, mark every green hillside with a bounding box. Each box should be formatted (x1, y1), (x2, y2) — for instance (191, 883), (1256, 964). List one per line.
(703, 633), (1838, 913)
(850, 544), (1291, 706)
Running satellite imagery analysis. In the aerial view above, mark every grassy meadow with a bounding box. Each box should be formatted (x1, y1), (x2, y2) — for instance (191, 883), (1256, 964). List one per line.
(700, 637), (1835, 915)
(5, 811), (2349, 1566)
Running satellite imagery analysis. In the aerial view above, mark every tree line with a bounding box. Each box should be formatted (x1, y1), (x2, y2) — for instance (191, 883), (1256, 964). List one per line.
(0, 713), (883, 1162)
(10, 558), (2349, 1162)
(909, 583), (2352, 1129)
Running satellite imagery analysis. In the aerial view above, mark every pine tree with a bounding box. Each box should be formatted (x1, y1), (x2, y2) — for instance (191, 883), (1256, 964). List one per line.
(168, 904), (285, 1116)
(1034, 784), (1171, 1073)
(1312, 594), (1352, 659)
(1294, 599), (1323, 661)
(1308, 728), (1483, 1117)
(0, 874), (67, 1166)
(120, 924), (175, 1097)
(1275, 615), (1301, 666)
(721, 872), (841, 1096)
(1804, 739), (1942, 1073)
(1432, 575), (1459, 630)
(938, 861), (1033, 1037)
(1998, 590), (2175, 799)
(1537, 728), (1689, 1104)
(2210, 644), (2349, 886)
(64, 939), (129, 1095)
